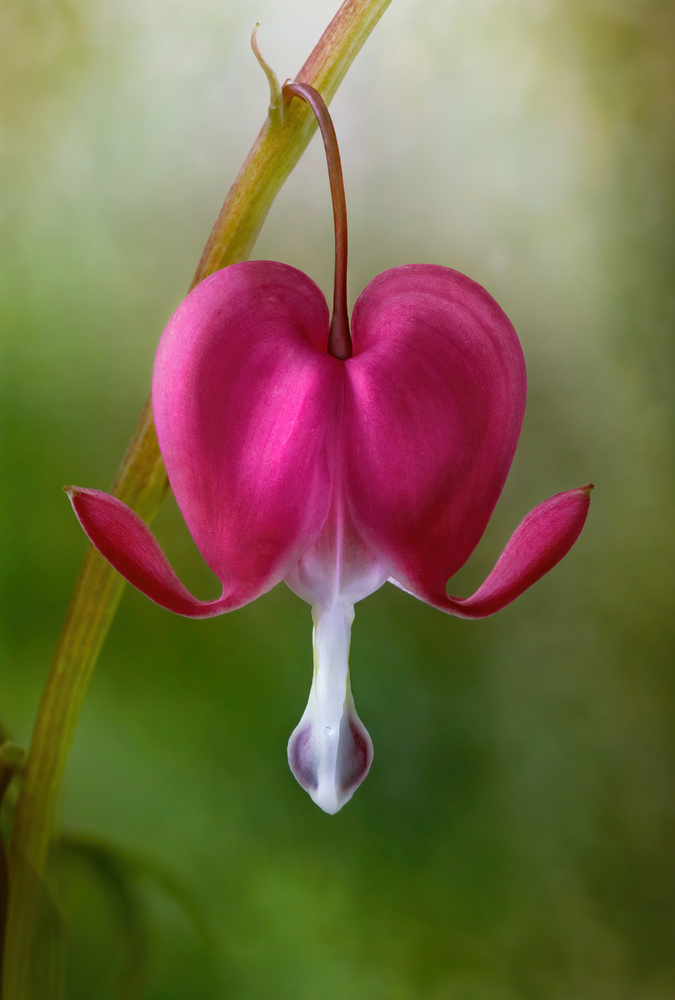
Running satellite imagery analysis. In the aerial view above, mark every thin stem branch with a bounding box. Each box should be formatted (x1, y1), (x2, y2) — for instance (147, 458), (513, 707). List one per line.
(283, 82), (351, 359)
(2, 2), (392, 996)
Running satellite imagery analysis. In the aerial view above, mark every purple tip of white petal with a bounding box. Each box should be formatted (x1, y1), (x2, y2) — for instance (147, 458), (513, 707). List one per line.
(288, 709), (373, 815)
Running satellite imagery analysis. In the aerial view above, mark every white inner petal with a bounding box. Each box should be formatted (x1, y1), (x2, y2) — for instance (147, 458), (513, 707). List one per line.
(287, 604), (373, 814)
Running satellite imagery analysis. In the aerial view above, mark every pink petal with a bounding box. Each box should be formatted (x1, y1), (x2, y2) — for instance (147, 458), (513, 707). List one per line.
(413, 485), (593, 618)
(344, 264), (527, 595)
(66, 487), (232, 617)
(152, 261), (343, 604)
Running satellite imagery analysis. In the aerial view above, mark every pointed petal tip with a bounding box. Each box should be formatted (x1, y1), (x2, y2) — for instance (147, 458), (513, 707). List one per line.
(307, 781), (350, 816)
(65, 484), (101, 508)
(312, 786), (354, 816)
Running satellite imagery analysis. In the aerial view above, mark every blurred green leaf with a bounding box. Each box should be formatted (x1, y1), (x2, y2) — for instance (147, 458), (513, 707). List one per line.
(50, 832), (216, 1000)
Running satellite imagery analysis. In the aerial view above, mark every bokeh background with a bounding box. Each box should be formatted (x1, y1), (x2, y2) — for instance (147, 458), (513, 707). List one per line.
(2, 0), (674, 997)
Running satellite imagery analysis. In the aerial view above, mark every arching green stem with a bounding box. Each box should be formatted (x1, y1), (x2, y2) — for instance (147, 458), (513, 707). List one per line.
(283, 82), (352, 361)
(2, 3), (392, 996)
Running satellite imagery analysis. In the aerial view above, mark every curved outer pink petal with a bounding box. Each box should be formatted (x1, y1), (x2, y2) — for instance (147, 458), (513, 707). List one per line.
(66, 487), (233, 617)
(343, 265), (527, 601)
(424, 485), (593, 618)
(152, 261), (342, 609)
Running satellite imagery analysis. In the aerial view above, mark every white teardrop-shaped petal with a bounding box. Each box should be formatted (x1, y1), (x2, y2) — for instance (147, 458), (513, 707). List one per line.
(287, 605), (372, 814)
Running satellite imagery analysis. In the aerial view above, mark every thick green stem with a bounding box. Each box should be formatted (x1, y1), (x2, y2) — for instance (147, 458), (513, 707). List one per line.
(2, 1), (392, 996)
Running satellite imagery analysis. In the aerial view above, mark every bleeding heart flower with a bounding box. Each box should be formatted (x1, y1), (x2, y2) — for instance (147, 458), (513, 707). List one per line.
(67, 83), (591, 814)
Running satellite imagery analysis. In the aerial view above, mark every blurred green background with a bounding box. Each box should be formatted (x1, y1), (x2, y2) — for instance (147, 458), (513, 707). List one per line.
(2, 0), (674, 997)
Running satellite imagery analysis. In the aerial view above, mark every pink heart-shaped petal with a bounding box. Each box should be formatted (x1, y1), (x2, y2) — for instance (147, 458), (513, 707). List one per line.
(343, 264), (526, 600)
(153, 261), (342, 607)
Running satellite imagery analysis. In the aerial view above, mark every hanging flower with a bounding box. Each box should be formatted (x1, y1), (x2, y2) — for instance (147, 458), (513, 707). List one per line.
(67, 83), (591, 814)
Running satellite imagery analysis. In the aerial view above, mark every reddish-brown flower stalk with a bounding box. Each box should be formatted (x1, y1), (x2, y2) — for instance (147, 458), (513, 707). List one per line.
(283, 81), (352, 360)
